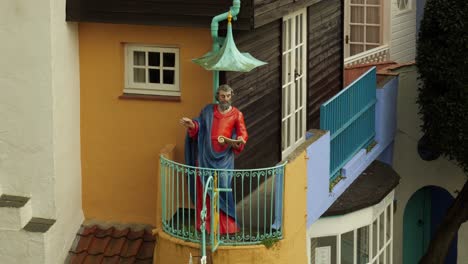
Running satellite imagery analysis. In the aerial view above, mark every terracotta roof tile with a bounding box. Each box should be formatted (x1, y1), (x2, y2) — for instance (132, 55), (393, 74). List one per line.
(101, 255), (120, 264)
(119, 256), (137, 264)
(88, 236), (112, 255)
(67, 225), (155, 264)
(83, 255), (104, 264)
(95, 226), (115, 238)
(127, 229), (145, 240)
(104, 237), (126, 257)
(113, 228), (130, 238)
(70, 252), (87, 264)
(121, 238), (143, 258)
(134, 259), (153, 264)
(74, 235), (94, 253)
(81, 226), (98, 236)
(137, 241), (155, 260)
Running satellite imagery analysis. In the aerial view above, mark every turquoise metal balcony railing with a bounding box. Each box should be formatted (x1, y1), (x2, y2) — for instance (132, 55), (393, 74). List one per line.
(160, 155), (285, 246)
(320, 67), (377, 180)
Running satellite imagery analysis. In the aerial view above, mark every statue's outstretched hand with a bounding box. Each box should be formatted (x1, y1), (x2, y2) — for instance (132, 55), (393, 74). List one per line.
(217, 136), (245, 148)
(233, 136), (246, 149)
(180, 117), (195, 129)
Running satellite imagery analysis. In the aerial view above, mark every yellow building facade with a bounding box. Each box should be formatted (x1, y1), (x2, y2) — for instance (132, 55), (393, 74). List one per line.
(79, 23), (213, 225)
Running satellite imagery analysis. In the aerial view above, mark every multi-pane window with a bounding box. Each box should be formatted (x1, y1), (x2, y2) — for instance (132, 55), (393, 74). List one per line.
(396, 0), (411, 14)
(125, 45), (180, 96)
(345, 0), (383, 57)
(281, 9), (307, 159)
(397, 0), (410, 11)
(357, 226), (371, 263)
(341, 231), (354, 264)
(310, 192), (394, 264)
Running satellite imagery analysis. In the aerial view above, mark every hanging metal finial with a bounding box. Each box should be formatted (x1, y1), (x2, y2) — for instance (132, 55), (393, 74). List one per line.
(192, 13), (267, 72)
(227, 11), (232, 24)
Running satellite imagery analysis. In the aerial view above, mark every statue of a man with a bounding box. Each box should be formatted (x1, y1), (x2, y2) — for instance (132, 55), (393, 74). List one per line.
(180, 84), (248, 234)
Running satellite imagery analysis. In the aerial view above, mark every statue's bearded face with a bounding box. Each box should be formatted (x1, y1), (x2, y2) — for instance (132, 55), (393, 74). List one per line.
(218, 90), (232, 111)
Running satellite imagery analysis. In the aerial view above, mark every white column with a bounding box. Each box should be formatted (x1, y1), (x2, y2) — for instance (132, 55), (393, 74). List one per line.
(0, 0), (83, 262)
(0, 0), (56, 218)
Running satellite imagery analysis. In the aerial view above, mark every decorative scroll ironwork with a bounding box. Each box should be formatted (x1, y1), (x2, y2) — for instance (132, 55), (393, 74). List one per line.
(160, 155), (286, 246)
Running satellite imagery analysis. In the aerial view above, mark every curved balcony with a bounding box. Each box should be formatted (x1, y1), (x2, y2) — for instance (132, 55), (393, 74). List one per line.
(160, 155), (286, 247)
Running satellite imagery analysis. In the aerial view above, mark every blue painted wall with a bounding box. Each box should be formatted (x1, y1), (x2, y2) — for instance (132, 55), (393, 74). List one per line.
(416, 0), (427, 35)
(430, 187), (457, 264)
(306, 131), (330, 227)
(375, 77), (398, 148)
(306, 75), (399, 227)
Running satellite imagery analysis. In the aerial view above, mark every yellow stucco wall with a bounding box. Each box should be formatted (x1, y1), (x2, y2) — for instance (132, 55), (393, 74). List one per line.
(154, 150), (308, 264)
(79, 23), (212, 225)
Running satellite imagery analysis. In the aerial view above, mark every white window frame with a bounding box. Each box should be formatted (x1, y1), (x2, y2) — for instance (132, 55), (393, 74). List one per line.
(281, 8), (307, 159)
(308, 191), (395, 264)
(344, 0), (390, 59)
(124, 44), (180, 96)
(395, 0), (412, 16)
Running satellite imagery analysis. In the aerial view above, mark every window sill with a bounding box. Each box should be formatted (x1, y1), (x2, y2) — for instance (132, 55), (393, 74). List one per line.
(118, 93), (181, 102)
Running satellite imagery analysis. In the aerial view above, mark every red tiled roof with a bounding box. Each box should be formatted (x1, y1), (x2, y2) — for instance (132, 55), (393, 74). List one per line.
(344, 61), (398, 87)
(67, 225), (155, 264)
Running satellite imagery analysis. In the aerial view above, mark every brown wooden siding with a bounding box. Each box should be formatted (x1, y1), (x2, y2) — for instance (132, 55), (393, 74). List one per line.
(66, 0), (253, 30)
(66, 0), (342, 33)
(253, 0), (321, 28)
(224, 20), (282, 169)
(307, 0), (344, 129)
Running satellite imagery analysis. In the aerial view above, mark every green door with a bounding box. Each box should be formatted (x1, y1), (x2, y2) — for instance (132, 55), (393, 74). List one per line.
(403, 188), (431, 264)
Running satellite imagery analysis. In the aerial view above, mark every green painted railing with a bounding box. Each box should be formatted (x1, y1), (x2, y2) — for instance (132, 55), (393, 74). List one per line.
(160, 155), (285, 246)
(320, 67), (377, 180)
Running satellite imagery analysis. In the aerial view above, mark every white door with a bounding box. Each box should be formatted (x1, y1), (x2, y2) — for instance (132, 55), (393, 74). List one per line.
(281, 9), (307, 159)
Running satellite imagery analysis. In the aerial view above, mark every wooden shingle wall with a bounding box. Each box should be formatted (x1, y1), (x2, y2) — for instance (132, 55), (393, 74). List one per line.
(307, 0), (344, 129)
(224, 20), (282, 169)
(66, 0), (253, 29)
(253, 0), (321, 28)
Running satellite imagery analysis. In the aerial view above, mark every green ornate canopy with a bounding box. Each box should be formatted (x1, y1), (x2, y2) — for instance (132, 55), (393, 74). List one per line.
(193, 16), (267, 72)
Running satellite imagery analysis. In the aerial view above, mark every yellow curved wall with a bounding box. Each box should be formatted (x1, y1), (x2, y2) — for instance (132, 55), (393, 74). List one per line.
(79, 23), (212, 224)
(154, 150), (308, 263)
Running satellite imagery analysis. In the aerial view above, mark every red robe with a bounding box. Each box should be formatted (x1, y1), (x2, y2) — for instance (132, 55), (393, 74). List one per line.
(188, 105), (248, 234)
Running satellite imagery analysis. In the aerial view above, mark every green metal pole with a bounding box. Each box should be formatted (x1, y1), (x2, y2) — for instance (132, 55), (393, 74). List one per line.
(213, 71), (219, 103)
(209, 0), (240, 102)
(200, 176), (213, 261)
(201, 210), (206, 258)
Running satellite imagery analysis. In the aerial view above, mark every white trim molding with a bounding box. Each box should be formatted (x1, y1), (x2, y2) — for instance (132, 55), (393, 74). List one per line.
(344, 44), (390, 67)
(281, 8), (307, 159)
(307, 191), (395, 264)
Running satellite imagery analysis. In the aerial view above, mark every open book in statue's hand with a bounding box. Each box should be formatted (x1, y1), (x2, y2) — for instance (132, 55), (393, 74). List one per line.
(217, 136), (246, 145)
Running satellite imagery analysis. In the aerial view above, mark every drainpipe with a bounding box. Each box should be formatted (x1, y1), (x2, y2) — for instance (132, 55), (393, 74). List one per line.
(210, 0), (241, 102)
